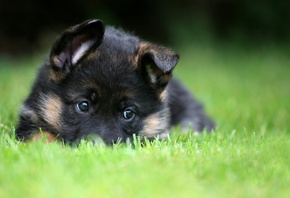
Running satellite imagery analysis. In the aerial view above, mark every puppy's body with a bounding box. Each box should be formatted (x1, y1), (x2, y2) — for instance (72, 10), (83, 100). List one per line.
(16, 20), (214, 145)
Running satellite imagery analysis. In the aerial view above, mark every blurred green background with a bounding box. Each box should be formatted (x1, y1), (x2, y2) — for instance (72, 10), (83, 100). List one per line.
(0, 2), (290, 197)
(1, 0), (290, 55)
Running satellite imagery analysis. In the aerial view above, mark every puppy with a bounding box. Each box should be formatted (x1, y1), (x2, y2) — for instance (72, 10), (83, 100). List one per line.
(16, 19), (214, 145)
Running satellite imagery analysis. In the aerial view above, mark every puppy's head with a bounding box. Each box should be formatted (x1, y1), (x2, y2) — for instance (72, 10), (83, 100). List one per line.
(38, 19), (179, 144)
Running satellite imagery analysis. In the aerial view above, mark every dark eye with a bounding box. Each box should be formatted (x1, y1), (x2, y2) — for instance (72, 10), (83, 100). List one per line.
(77, 101), (90, 112)
(123, 109), (135, 121)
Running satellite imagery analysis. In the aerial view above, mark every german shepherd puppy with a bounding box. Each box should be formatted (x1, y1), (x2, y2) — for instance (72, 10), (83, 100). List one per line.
(16, 19), (214, 145)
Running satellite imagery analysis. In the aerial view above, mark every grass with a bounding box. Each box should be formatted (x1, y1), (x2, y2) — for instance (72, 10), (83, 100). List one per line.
(0, 43), (290, 198)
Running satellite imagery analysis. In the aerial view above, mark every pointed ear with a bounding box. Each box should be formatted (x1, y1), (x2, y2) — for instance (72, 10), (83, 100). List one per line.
(49, 19), (104, 75)
(137, 43), (179, 90)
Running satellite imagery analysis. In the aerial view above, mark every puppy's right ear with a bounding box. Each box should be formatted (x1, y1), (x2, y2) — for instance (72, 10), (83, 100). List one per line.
(49, 19), (104, 78)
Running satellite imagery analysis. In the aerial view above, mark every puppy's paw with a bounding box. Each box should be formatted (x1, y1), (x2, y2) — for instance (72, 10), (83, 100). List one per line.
(30, 131), (57, 143)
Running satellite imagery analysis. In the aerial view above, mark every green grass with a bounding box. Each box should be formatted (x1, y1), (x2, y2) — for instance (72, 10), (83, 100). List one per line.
(0, 44), (290, 198)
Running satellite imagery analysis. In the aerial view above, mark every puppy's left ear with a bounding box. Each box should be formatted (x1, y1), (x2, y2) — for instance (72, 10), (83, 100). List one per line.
(50, 19), (104, 75)
(137, 43), (179, 90)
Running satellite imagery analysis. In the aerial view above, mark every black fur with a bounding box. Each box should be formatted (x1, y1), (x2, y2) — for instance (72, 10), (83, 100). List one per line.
(16, 19), (214, 145)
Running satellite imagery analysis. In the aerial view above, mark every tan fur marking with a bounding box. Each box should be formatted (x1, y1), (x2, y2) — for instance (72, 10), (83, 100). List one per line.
(49, 70), (57, 81)
(159, 90), (168, 102)
(40, 94), (63, 130)
(160, 74), (172, 84)
(52, 56), (62, 67)
(135, 43), (150, 64)
(138, 43), (155, 54)
(133, 43), (153, 69)
(49, 68), (65, 81)
(140, 108), (170, 139)
(84, 83), (101, 92)
(86, 50), (100, 60)
(137, 42), (174, 59)
(128, 55), (138, 69)
(31, 131), (57, 143)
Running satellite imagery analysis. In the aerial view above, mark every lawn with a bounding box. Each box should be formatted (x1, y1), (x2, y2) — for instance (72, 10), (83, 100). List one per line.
(0, 43), (289, 198)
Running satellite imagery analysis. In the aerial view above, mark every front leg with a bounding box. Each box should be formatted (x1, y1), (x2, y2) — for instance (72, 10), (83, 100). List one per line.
(168, 78), (215, 133)
(16, 104), (57, 143)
